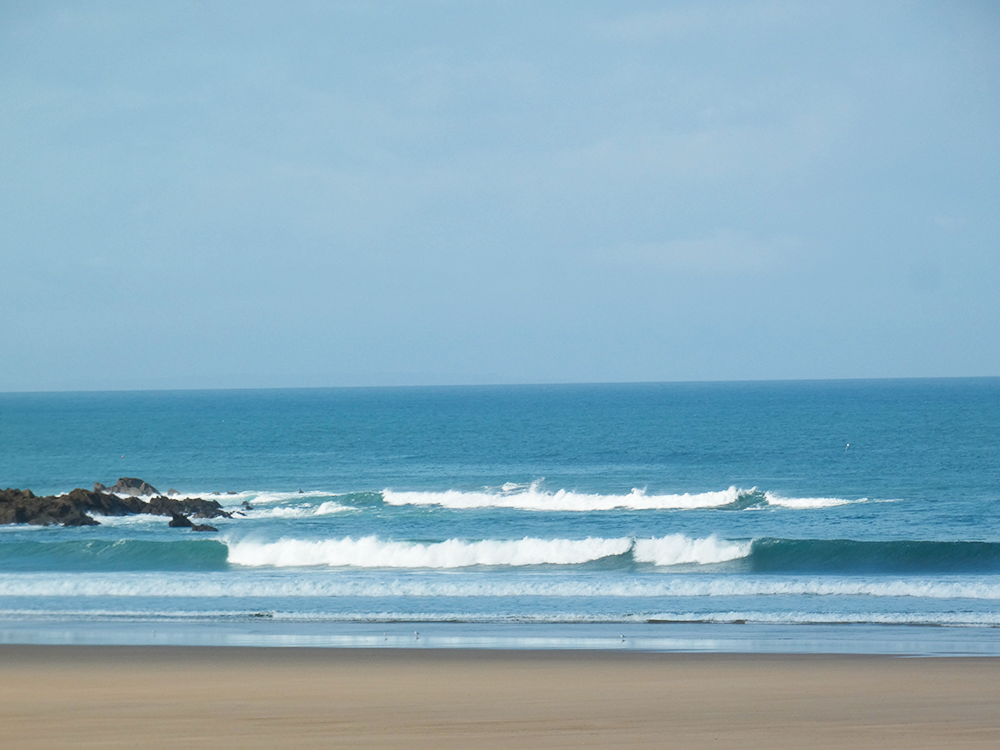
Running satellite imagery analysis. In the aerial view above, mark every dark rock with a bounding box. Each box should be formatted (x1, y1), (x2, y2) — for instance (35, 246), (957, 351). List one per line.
(167, 488), (179, 496)
(241, 501), (254, 510)
(94, 482), (107, 492)
(0, 484), (231, 527)
(167, 513), (216, 532)
(65, 488), (146, 516)
(145, 495), (231, 519)
(106, 477), (160, 496)
(168, 512), (193, 528)
(0, 488), (100, 527)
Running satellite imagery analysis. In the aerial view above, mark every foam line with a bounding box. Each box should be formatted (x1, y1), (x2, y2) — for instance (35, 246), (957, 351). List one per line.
(382, 486), (743, 511)
(764, 493), (859, 508)
(2, 572), (1000, 600)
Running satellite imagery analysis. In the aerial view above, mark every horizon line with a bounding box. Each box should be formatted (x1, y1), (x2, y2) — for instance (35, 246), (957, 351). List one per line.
(2, 374), (998, 396)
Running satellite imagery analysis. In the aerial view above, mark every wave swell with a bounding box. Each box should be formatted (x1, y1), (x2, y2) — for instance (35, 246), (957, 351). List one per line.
(749, 538), (1000, 574)
(0, 539), (229, 572)
(228, 535), (1000, 574)
(225, 534), (748, 569)
(5, 536), (999, 575)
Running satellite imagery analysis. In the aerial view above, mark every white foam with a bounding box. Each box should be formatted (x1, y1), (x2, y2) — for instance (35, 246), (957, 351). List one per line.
(235, 490), (333, 505)
(137, 490), (335, 506)
(242, 501), (350, 519)
(226, 536), (632, 568)
(2, 572), (1000, 601)
(764, 493), (859, 509)
(82, 486), (866, 512)
(89, 514), (170, 527)
(633, 535), (751, 566)
(382, 485), (742, 512)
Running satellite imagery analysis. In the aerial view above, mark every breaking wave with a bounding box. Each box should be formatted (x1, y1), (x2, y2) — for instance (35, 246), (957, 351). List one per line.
(380, 485), (867, 512)
(86, 486), (871, 514)
(225, 534), (748, 569)
(240, 501), (350, 519)
(5, 535), (999, 576)
(227, 535), (1000, 574)
(382, 486), (743, 511)
(228, 536), (639, 568)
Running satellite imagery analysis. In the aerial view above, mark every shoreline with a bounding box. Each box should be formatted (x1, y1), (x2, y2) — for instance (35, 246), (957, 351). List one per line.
(2, 645), (999, 748)
(4, 618), (1000, 656)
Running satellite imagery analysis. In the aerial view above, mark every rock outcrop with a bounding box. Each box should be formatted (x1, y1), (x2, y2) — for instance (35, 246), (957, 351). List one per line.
(0, 489), (100, 527)
(96, 477), (161, 496)
(168, 512), (218, 532)
(0, 479), (232, 527)
(65, 488), (147, 516)
(144, 495), (229, 519)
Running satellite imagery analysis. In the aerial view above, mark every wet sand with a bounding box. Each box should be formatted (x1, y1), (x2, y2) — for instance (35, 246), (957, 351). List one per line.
(1, 645), (998, 748)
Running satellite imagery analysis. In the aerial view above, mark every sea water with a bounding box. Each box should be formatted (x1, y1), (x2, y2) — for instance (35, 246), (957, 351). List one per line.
(1, 379), (998, 654)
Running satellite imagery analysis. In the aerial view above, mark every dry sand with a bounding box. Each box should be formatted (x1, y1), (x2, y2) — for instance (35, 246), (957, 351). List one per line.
(1, 645), (998, 749)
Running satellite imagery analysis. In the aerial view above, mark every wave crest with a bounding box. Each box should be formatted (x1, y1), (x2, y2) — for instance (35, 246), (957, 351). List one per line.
(225, 534), (747, 569)
(382, 485), (743, 512)
(634, 534), (751, 566)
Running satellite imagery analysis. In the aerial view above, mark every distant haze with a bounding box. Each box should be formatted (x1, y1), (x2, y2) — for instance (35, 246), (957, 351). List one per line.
(1, 1), (998, 391)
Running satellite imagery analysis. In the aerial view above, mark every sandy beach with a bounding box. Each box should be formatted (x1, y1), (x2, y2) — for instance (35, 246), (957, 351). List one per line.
(1, 645), (997, 748)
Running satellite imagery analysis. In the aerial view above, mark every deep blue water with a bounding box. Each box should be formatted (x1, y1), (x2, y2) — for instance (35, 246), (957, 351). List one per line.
(1, 379), (998, 653)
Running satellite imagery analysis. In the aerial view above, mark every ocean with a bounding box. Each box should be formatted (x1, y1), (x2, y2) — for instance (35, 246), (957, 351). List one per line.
(1, 379), (998, 654)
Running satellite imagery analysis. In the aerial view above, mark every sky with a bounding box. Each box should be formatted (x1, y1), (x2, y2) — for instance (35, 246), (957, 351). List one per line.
(1, 0), (998, 391)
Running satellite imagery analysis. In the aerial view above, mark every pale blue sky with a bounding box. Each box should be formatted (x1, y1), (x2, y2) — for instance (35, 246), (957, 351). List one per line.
(1, 1), (998, 391)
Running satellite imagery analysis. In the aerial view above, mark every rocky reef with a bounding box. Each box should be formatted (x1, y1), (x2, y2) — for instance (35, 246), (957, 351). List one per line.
(0, 478), (232, 531)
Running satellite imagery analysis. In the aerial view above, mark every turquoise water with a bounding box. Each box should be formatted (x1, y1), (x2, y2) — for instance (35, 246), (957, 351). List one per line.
(1, 379), (998, 653)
